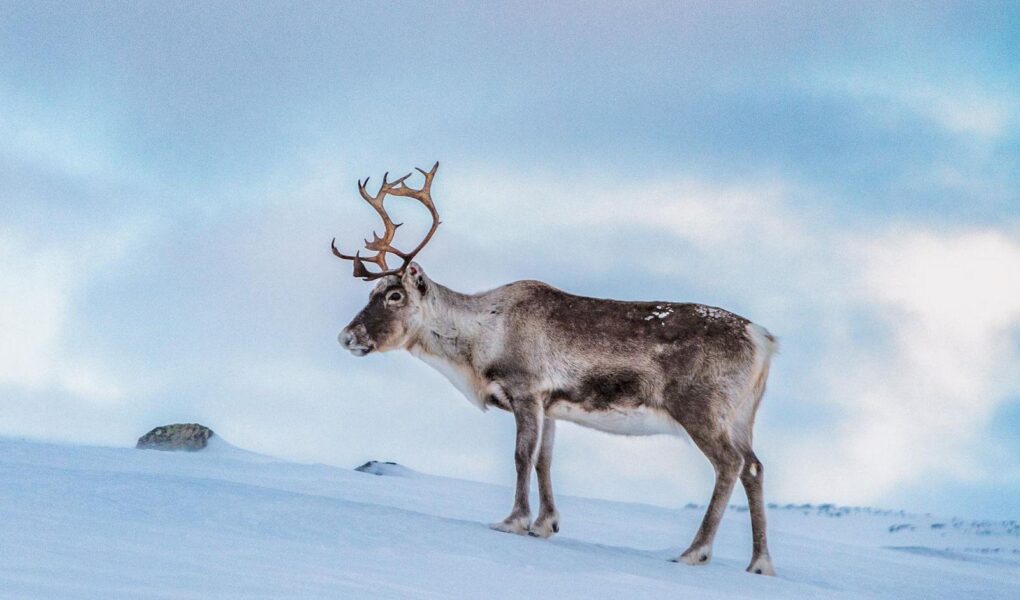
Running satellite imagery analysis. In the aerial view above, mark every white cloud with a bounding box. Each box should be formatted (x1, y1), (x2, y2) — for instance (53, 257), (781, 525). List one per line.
(819, 73), (1017, 140)
(0, 226), (141, 405)
(0, 234), (72, 388)
(824, 231), (1019, 491)
(921, 87), (1015, 140)
(863, 230), (1020, 333)
(0, 90), (124, 182)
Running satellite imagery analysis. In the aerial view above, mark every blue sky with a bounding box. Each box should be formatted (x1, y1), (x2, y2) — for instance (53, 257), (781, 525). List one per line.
(2, 1), (1019, 520)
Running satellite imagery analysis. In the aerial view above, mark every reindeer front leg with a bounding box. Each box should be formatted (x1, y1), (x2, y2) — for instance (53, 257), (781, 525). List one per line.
(529, 417), (559, 538)
(490, 395), (543, 535)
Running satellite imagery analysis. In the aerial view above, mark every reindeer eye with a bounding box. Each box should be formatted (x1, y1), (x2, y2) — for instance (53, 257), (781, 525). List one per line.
(386, 291), (404, 303)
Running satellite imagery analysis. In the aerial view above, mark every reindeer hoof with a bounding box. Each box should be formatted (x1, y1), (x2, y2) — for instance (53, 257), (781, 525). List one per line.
(489, 515), (530, 535)
(528, 513), (560, 538)
(746, 555), (776, 576)
(675, 545), (712, 566)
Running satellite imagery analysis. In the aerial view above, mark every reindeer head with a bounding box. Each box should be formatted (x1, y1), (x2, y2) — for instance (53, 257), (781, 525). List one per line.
(333, 163), (440, 356)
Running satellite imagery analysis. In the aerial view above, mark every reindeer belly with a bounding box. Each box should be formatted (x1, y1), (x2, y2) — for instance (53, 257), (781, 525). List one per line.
(546, 402), (689, 437)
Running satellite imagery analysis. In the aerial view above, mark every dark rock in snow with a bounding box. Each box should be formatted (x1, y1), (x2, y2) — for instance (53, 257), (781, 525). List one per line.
(136, 423), (214, 451)
(355, 460), (397, 474)
(355, 460), (413, 476)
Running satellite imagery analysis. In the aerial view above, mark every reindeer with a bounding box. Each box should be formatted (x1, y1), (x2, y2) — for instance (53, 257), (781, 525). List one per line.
(333, 163), (778, 575)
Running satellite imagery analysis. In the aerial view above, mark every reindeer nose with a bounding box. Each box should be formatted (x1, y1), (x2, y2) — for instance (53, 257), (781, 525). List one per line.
(339, 330), (355, 349)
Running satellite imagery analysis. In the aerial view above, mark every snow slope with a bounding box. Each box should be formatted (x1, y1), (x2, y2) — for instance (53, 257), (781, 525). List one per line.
(0, 437), (1016, 599)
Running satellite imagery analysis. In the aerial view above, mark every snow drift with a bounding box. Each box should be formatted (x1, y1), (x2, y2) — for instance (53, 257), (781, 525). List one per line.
(0, 437), (1016, 599)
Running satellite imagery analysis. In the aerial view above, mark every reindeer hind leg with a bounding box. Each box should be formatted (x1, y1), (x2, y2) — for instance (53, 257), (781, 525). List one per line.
(740, 448), (775, 575)
(676, 435), (743, 566)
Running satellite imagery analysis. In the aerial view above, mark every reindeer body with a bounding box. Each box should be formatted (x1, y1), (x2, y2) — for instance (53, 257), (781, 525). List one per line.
(334, 164), (777, 575)
(407, 279), (773, 438)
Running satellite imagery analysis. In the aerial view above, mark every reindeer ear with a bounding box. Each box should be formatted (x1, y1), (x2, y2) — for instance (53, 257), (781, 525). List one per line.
(403, 262), (428, 295)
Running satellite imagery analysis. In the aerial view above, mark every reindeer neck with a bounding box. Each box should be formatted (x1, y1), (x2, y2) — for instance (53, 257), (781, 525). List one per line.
(407, 280), (490, 366)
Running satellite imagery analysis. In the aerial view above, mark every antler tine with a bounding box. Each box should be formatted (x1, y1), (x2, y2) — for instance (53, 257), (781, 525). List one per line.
(332, 162), (442, 281)
(331, 237), (353, 260)
(414, 161), (438, 180)
(333, 240), (383, 280)
(357, 178), (373, 204)
(413, 162), (440, 196)
(388, 172), (412, 188)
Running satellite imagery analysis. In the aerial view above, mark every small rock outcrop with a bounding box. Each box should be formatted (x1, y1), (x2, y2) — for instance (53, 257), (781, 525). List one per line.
(136, 423), (214, 451)
(354, 460), (413, 477)
(355, 460), (398, 474)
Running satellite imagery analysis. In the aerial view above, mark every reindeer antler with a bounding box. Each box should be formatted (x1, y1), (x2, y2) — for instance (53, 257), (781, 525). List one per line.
(332, 162), (441, 281)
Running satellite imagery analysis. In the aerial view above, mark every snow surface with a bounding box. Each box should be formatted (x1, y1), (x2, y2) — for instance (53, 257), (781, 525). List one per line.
(0, 437), (1016, 599)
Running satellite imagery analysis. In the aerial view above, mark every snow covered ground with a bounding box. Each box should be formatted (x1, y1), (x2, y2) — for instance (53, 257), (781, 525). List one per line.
(0, 436), (1016, 599)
